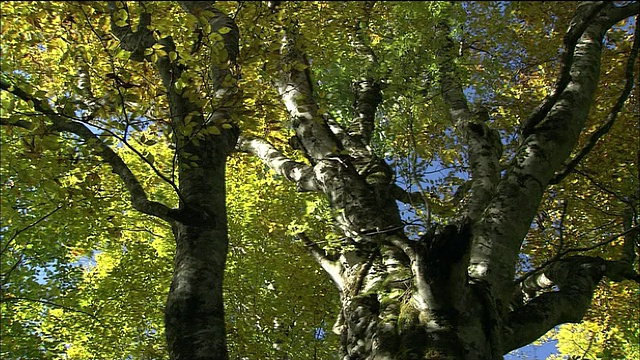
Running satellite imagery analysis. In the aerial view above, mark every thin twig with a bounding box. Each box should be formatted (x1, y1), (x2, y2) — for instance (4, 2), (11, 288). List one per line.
(0, 205), (64, 255)
(0, 296), (102, 323)
(516, 224), (640, 284)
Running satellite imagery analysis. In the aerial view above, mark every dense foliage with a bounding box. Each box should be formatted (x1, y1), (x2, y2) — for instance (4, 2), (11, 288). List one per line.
(1, 1), (638, 359)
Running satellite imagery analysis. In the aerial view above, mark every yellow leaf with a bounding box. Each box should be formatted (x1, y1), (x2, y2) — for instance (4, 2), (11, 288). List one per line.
(116, 9), (128, 21)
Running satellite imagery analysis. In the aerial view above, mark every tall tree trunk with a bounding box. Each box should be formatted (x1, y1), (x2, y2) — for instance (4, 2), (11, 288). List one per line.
(165, 133), (237, 360)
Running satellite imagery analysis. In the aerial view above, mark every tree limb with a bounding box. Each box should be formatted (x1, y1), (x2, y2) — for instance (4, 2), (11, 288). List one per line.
(390, 184), (430, 208)
(296, 232), (344, 292)
(520, 2), (607, 137)
(349, 80), (382, 146)
(0, 117), (35, 130)
(465, 3), (638, 307)
(504, 257), (604, 353)
(436, 22), (502, 222)
(236, 135), (318, 192)
(550, 14), (639, 185)
(516, 224), (640, 288)
(273, 20), (342, 161)
(178, 1), (239, 65)
(0, 79), (173, 222)
(0, 205), (64, 257)
(621, 207), (638, 265)
(106, 1), (155, 61)
(504, 253), (639, 352)
(0, 296), (101, 323)
(347, 2), (381, 145)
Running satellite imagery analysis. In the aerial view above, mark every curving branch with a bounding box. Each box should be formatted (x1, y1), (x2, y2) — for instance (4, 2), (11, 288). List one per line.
(504, 256), (604, 352)
(516, 224), (640, 286)
(436, 23), (503, 223)
(0, 79), (173, 222)
(236, 135), (318, 192)
(504, 253), (639, 352)
(550, 14), (639, 185)
(390, 184), (430, 208)
(296, 232), (344, 292)
(520, 2), (607, 136)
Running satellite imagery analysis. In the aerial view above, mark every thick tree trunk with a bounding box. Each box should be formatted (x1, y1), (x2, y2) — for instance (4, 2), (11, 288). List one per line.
(166, 223), (228, 360)
(337, 291), (491, 360)
(164, 127), (238, 360)
(332, 225), (496, 360)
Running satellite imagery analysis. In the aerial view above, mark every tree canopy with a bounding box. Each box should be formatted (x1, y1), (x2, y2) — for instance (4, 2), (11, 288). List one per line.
(1, 1), (638, 359)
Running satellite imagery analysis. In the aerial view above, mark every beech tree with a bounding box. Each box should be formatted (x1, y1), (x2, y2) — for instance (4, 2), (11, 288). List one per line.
(1, 1), (638, 360)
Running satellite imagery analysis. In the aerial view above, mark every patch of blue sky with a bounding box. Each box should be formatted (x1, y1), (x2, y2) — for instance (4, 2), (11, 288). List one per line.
(506, 337), (560, 360)
(313, 326), (326, 340)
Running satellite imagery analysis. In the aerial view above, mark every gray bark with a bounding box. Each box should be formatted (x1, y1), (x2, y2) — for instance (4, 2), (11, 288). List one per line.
(239, 2), (640, 359)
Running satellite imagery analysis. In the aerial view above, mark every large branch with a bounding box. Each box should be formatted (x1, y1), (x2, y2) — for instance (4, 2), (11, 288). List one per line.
(273, 22), (342, 161)
(178, 1), (239, 103)
(437, 24), (503, 223)
(520, 2), (607, 136)
(106, 2), (186, 126)
(550, 14), (639, 185)
(348, 80), (382, 147)
(504, 255), (639, 353)
(106, 2), (155, 61)
(0, 80), (173, 222)
(467, 3), (639, 306)
(346, 2), (381, 146)
(178, 2), (239, 63)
